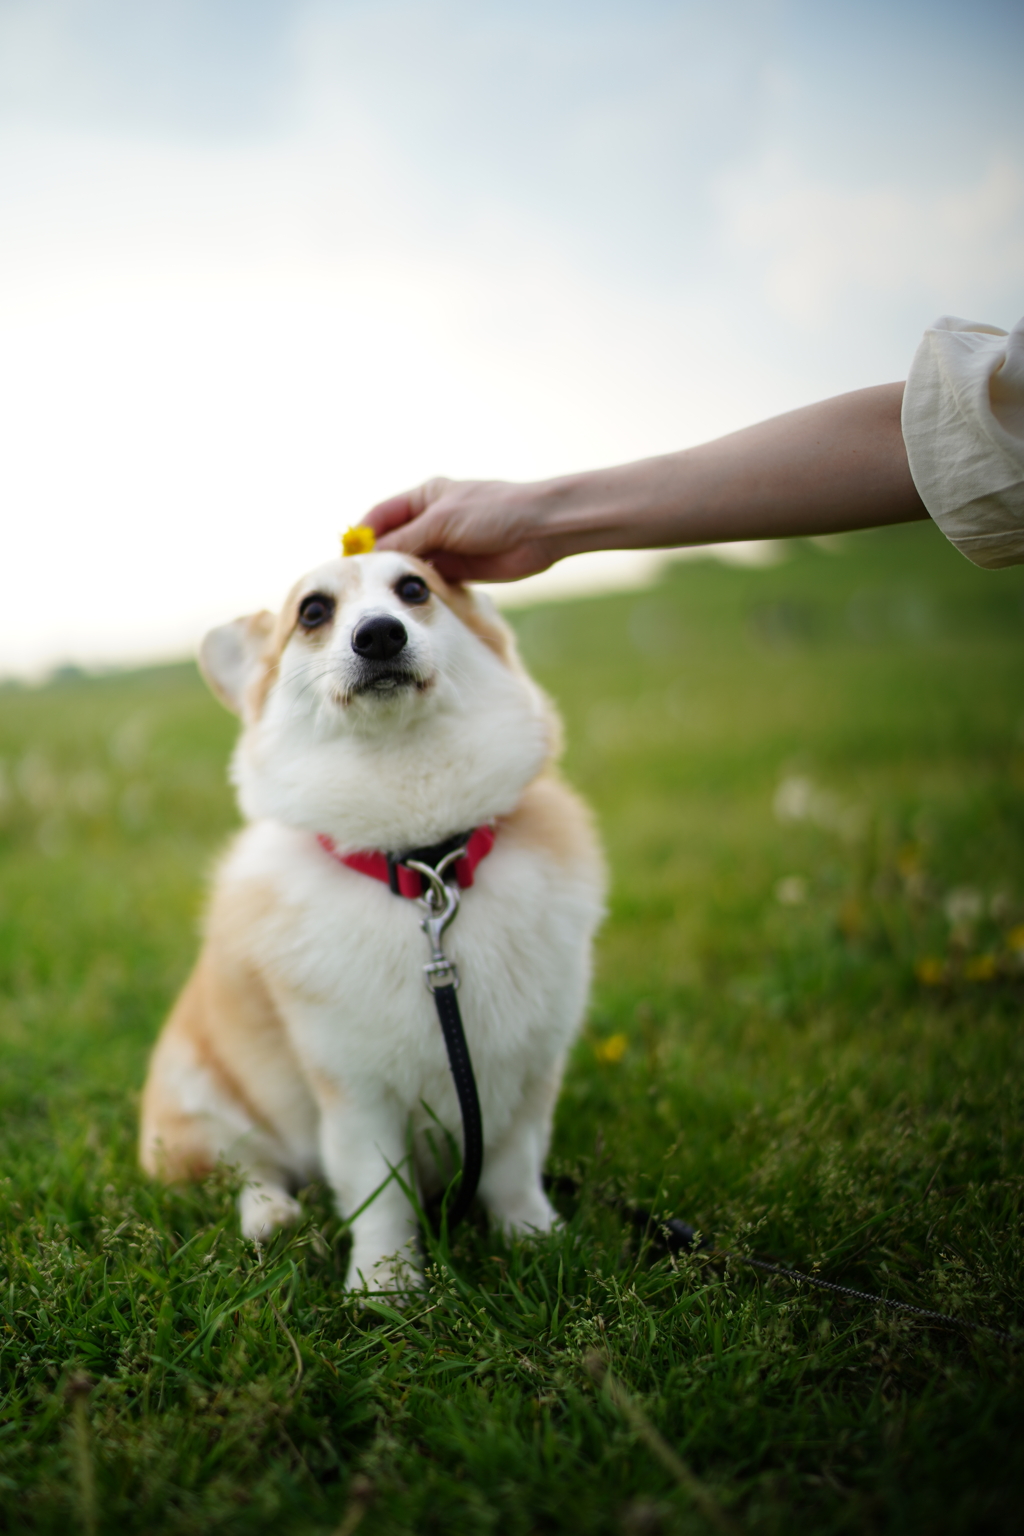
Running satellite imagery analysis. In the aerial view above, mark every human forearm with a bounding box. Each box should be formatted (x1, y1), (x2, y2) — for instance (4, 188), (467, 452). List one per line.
(540, 383), (926, 549)
(366, 382), (927, 582)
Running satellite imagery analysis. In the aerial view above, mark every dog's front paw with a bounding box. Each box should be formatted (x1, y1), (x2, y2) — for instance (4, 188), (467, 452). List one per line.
(492, 1191), (561, 1239)
(239, 1182), (302, 1243)
(346, 1243), (423, 1298)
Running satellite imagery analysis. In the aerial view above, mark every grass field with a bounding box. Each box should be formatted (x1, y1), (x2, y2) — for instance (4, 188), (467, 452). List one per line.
(1, 521), (1022, 1534)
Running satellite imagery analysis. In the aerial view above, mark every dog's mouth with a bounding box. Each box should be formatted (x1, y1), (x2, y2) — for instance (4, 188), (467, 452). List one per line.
(345, 663), (432, 700)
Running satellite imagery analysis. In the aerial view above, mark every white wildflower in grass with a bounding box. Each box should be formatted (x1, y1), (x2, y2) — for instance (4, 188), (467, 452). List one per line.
(773, 774), (865, 843)
(16, 748), (60, 811)
(944, 887), (983, 927)
(774, 775), (814, 823)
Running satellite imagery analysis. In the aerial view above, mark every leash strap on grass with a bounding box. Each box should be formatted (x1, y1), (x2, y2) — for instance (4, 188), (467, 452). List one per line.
(715, 1253), (1017, 1344)
(547, 1176), (1018, 1346)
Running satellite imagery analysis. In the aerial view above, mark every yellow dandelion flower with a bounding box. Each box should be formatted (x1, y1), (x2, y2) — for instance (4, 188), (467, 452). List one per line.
(1006, 924), (1024, 954)
(594, 1033), (628, 1064)
(964, 953), (997, 981)
(915, 957), (945, 986)
(341, 525), (376, 557)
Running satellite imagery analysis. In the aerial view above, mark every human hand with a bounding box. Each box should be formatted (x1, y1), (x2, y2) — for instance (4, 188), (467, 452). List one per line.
(364, 476), (568, 583)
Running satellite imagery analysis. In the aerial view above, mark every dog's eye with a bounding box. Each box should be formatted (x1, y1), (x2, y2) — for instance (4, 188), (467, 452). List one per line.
(395, 575), (429, 606)
(298, 593), (335, 630)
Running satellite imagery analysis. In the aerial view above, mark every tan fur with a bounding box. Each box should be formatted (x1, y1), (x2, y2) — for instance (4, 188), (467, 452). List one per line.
(499, 772), (604, 877)
(410, 561), (565, 756)
(238, 566), (368, 721)
(408, 557), (519, 668)
(138, 975), (221, 1182)
(140, 875), (313, 1183)
(243, 614), (282, 720)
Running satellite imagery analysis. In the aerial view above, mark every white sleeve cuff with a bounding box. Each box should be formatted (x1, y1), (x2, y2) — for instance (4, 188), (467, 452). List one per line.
(902, 314), (1024, 568)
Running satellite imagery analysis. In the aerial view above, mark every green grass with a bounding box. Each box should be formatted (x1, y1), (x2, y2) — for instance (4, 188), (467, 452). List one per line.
(1, 522), (1023, 1534)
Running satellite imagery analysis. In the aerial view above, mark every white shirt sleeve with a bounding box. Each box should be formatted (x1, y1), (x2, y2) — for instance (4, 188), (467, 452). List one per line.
(902, 314), (1024, 568)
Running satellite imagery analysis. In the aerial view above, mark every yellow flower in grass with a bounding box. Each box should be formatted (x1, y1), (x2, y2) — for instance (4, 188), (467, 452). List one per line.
(341, 525), (376, 556)
(594, 1032), (628, 1064)
(915, 957), (946, 986)
(964, 953), (997, 981)
(1007, 924), (1024, 955)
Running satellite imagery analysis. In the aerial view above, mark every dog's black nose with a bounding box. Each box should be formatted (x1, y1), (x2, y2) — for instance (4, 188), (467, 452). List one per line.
(351, 614), (408, 661)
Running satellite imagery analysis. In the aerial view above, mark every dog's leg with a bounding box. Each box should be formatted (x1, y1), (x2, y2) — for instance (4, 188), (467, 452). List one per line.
(238, 1175), (303, 1243)
(478, 1061), (562, 1237)
(315, 1093), (421, 1291)
(142, 1027), (304, 1240)
(141, 951), (317, 1246)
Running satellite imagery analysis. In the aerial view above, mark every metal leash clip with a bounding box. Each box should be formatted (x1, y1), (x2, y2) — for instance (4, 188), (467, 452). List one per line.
(405, 846), (466, 992)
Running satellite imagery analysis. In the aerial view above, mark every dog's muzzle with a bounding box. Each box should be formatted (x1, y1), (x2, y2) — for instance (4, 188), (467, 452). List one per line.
(349, 612), (419, 695)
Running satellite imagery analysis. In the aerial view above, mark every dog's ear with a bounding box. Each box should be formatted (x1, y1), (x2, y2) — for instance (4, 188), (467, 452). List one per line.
(199, 611), (275, 715)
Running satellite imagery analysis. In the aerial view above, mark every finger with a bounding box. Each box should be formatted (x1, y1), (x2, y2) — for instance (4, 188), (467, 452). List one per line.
(372, 512), (447, 557)
(363, 477), (450, 537)
(362, 492), (418, 537)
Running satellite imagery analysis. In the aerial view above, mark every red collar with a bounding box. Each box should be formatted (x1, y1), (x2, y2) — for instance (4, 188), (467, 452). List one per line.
(317, 824), (496, 900)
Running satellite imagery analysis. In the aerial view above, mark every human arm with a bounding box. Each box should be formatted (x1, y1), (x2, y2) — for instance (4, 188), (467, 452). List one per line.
(365, 381), (927, 584)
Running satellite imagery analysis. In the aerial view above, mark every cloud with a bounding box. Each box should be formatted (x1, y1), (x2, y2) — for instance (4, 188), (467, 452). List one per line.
(0, 0), (292, 137)
(720, 152), (1024, 325)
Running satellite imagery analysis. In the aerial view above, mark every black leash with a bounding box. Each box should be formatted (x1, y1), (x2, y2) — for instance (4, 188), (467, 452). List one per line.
(402, 836), (484, 1231)
(716, 1254), (1016, 1342)
(547, 1176), (1018, 1346)
(424, 983), (483, 1229)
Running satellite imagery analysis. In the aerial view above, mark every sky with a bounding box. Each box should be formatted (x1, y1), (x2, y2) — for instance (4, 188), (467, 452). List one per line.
(1, 0), (1022, 675)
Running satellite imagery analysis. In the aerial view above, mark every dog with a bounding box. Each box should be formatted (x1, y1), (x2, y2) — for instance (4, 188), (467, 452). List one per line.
(139, 550), (605, 1289)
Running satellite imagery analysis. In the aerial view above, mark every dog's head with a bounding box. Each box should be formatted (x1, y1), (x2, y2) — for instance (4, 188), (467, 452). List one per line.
(199, 552), (558, 847)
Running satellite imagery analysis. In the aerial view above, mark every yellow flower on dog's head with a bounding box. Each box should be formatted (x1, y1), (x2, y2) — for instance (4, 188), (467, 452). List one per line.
(341, 525), (376, 557)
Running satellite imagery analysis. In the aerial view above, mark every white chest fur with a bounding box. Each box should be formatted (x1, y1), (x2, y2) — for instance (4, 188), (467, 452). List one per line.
(222, 816), (602, 1167)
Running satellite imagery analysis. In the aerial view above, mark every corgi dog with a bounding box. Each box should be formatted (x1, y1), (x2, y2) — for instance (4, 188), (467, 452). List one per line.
(139, 552), (605, 1289)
